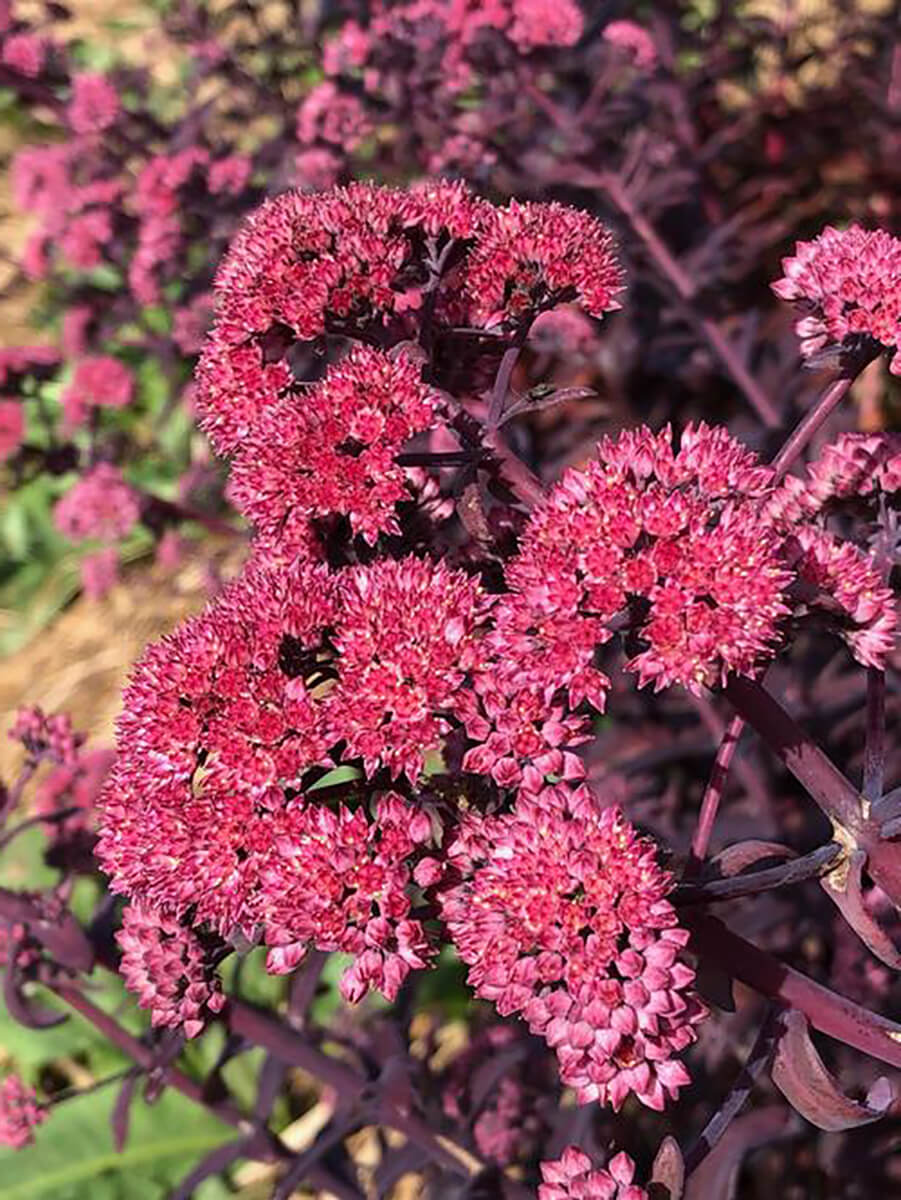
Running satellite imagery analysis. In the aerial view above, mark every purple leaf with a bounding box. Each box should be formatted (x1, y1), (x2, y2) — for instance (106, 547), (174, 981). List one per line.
(111, 1070), (139, 1153)
(820, 848), (901, 969)
(712, 840), (796, 877)
(771, 1009), (897, 1131)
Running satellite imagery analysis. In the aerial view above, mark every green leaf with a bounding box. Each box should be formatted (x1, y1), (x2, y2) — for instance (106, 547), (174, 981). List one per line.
(0, 1085), (233, 1199)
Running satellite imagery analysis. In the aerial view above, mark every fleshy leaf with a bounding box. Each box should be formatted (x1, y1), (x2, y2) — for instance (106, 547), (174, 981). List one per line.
(820, 848), (901, 969)
(771, 1009), (896, 1131)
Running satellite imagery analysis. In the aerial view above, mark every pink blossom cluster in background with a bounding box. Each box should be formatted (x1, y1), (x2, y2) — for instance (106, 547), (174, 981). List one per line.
(0, 1076), (46, 1150)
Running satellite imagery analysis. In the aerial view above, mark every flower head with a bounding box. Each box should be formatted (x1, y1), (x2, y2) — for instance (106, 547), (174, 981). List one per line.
(67, 73), (120, 134)
(441, 786), (706, 1110)
(0, 1076), (46, 1150)
(53, 464), (140, 543)
(9, 706), (82, 765)
(257, 791), (435, 998)
(97, 557), (338, 937)
(464, 200), (623, 328)
(227, 345), (439, 546)
(540, 1146), (648, 1200)
(772, 226), (901, 374)
(327, 557), (486, 781)
(117, 902), (225, 1038)
(0, 399), (23, 461)
(509, 424), (789, 694)
(62, 356), (133, 427)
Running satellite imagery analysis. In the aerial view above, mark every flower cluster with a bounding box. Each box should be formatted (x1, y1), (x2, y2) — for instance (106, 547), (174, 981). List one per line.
(0, 1076), (47, 1150)
(35, 748), (115, 847)
(196, 183), (618, 456)
(61, 357), (134, 428)
(228, 345), (440, 547)
(464, 201), (624, 328)
(769, 432), (901, 522)
(67, 73), (120, 135)
(772, 225), (901, 374)
(53, 464), (140, 543)
(539, 1146), (648, 1200)
(440, 786), (707, 1110)
(117, 902), (225, 1039)
(507, 424), (790, 695)
(9, 706), (83, 766)
(786, 527), (896, 668)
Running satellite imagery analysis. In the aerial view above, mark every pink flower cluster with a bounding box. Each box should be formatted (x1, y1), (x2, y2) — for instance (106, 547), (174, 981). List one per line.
(196, 182), (619, 456)
(67, 73), (120, 135)
(117, 902), (225, 1038)
(61, 356), (133, 427)
(465, 201), (624, 328)
(9, 706), (82, 765)
(508, 424), (790, 695)
(539, 1146), (648, 1200)
(440, 786), (706, 1110)
(228, 345), (440, 547)
(0, 1075), (46, 1150)
(769, 432), (901, 521)
(772, 225), (901, 374)
(35, 748), (115, 844)
(0, 399), (23, 461)
(53, 463), (140, 543)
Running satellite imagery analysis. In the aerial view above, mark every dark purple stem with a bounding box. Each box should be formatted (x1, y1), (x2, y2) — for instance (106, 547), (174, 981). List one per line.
(675, 842), (841, 905)
(723, 677), (863, 834)
(683, 1004), (782, 1174)
(686, 913), (901, 1069)
(770, 375), (855, 482)
(863, 668), (886, 804)
(689, 713), (744, 868)
(596, 172), (780, 428)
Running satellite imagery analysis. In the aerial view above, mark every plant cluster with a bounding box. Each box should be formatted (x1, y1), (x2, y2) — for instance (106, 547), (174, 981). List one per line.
(0, 3), (899, 1198)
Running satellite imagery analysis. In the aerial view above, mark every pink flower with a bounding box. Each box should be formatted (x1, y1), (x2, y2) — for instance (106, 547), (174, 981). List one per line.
(0, 398), (23, 460)
(326, 556), (487, 781)
(258, 792), (435, 998)
(441, 786), (706, 1110)
(53, 464), (140, 542)
(464, 200), (623, 328)
(508, 0), (583, 50)
(172, 292), (214, 355)
(61, 306), (94, 357)
(227, 345), (440, 546)
(35, 747), (115, 843)
(96, 558), (338, 937)
(540, 1146), (648, 1200)
(117, 902), (225, 1038)
(2, 33), (45, 77)
(508, 424), (790, 695)
(603, 20), (658, 70)
(772, 225), (901, 374)
(80, 546), (120, 600)
(9, 706), (83, 765)
(786, 526), (896, 668)
(294, 147), (342, 191)
(296, 81), (372, 150)
(62, 356), (133, 426)
(0, 1075), (46, 1150)
(207, 154), (252, 195)
(67, 73), (120, 134)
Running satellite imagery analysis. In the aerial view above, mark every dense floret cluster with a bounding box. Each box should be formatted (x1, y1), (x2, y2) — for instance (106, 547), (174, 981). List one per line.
(98, 184), (895, 1112)
(772, 226), (901, 374)
(440, 786), (706, 1110)
(539, 1146), (648, 1200)
(117, 903), (225, 1039)
(0, 1076), (47, 1150)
